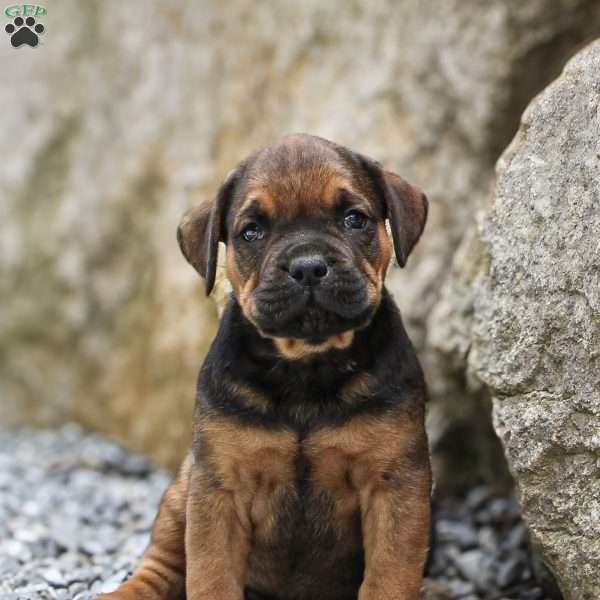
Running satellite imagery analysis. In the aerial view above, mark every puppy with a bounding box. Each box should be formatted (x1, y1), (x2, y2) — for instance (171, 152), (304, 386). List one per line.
(99, 133), (431, 600)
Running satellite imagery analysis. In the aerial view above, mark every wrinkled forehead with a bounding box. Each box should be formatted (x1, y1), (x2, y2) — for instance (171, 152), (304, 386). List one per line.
(234, 138), (367, 220)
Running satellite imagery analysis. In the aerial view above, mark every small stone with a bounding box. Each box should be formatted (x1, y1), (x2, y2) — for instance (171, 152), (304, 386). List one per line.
(73, 593), (95, 600)
(68, 582), (87, 596)
(478, 526), (499, 553)
(450, 549), (495, 592)
(0, 557), (21, 576)
(51, 526), (80, 552)
(436, 520), (478, 549)
(450, 548), (484, 580)
(121, 455), (153, 477)
(487, 498), (521, 524)
(40, 567), (66, 587)
(520, 588), (545, 600)
(14, 527), (42, 544)
(465, 486), (493, 509)
(79, 539), (110, 556)
(17, 583), (52, 595)
(2, 539), (32, 562)
(496, 555), (524, 588)
(96, 572), (127, 595)
(426, 549), (449, 577)
(501, 522), (528, 551)
(64, 568), (96, 585)
(446, 578), (476, 597)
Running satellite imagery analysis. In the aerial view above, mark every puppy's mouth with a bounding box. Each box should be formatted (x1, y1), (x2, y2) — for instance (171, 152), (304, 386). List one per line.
(251, 276), (375, 340)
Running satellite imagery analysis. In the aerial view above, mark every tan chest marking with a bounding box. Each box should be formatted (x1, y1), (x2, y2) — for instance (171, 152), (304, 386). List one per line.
(304, 415), (421, 521)
(199, 413), (422, 539)
(272, 331), (354, 360)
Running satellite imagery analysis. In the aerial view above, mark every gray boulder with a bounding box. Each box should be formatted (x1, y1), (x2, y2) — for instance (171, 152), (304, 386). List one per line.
(442, 40), (600, 599)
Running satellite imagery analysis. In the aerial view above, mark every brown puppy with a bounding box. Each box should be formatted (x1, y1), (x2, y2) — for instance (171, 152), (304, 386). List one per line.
(98, 134), (431, 600)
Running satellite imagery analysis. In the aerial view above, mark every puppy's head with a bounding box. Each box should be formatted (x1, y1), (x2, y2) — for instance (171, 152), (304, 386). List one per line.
(178, 134), (427, 358)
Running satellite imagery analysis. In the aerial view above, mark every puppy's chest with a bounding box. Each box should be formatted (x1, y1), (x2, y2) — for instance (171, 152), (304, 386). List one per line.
(200, 420), (391, 539)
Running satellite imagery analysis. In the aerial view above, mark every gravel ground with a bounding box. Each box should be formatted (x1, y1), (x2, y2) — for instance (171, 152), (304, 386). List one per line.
(0, 425), (169, 600)
(0, 426), (555, 600)
(426, 491), (552, 600)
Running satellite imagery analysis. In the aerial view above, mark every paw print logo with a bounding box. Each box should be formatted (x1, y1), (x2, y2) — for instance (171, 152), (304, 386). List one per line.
(5, 16), (45, 47)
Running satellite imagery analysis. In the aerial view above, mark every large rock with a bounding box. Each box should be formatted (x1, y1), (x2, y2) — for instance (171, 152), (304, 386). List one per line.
(443, 40), (600, 599)
(1, 1), (599, 472)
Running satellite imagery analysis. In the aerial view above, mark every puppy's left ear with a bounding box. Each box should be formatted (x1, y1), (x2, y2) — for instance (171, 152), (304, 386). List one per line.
(356, 154), (428, 267)
(380, 170), (428, 267)
(177, 166), (244, 295)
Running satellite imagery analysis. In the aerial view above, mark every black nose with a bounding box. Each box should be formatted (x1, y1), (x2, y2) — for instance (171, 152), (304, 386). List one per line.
(288, 255), (329, 286)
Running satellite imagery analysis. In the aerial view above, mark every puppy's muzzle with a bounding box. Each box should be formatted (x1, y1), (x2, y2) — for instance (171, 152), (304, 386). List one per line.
(251, 241), (375, 339)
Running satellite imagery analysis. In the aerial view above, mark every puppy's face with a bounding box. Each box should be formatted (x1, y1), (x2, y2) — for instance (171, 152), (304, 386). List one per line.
(178, 134), (427, 357)
(226, 145), (390, 343)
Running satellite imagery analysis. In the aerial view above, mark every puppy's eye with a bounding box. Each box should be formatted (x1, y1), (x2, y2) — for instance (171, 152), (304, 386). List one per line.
(241, 223), (265, 242)
(344, 210), (368, 230)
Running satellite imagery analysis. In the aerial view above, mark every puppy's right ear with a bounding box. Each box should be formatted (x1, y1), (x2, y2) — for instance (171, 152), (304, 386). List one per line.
(177, 167), (243, 295)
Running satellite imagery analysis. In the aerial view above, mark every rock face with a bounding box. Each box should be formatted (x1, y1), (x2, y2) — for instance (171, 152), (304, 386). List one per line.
(1, 1), (600, 472)
(446, 41), (600, 599)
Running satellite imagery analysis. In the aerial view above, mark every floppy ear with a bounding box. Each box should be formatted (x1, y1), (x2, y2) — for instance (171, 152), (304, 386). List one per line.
(356, 154), (428, 267)
(381, 170), (428, 267)
(177, 167), (242, 295)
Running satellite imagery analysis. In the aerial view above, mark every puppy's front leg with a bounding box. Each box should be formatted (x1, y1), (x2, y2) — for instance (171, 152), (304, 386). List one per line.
(358, 437), (431, 600)
(185, 464), (251, 600)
